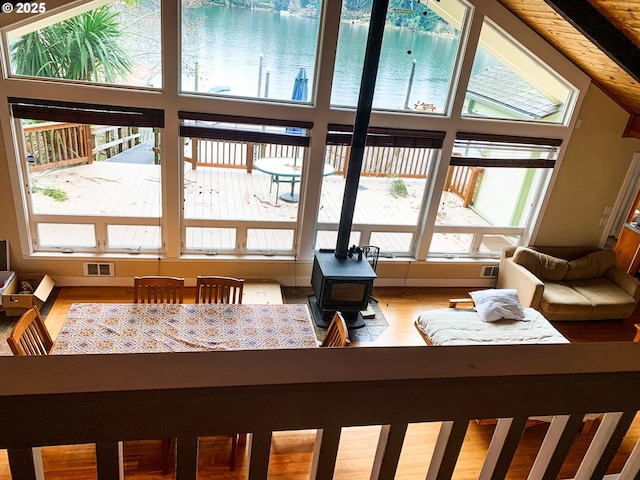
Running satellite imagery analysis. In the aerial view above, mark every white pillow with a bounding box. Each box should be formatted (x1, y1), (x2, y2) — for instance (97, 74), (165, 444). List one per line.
(469, 289), (526, 322)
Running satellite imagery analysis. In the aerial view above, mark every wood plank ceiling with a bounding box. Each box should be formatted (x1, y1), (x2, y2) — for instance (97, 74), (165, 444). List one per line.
(496, 0), (640, 138)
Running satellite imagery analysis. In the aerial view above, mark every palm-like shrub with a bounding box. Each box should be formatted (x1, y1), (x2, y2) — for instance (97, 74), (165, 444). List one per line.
(11, 6), (133, 83)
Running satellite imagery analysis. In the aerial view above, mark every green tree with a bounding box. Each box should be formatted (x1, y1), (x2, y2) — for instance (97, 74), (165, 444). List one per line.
(11, 6), (133, 83)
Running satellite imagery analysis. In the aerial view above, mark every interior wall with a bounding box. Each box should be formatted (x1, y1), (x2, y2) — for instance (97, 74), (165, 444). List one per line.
(534, 84), (640, 247)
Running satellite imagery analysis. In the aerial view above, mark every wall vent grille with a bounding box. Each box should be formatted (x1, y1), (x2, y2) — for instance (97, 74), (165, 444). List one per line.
(83, 262), (115, 277)
(480, 265), (499, 278)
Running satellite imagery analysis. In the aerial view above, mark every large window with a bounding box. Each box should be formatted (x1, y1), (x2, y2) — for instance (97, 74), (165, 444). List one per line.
(10, 98), (164, 253)
(316, 125), (444, 255)
(430, 134), (560, 257)
(180, 113), (312, 255)
(6, 1), (162, 87)
(0, 0), (582, 265)
(180, 0), (320, 101)
(331, 0), (469, 112)
(464, 21), (577, 124)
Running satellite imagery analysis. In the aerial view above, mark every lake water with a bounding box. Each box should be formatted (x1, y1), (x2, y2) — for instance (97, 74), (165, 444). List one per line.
(178, 5), (496, 110)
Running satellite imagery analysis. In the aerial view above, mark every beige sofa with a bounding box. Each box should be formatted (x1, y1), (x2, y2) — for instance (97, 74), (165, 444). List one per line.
(496, 246), (640, 321)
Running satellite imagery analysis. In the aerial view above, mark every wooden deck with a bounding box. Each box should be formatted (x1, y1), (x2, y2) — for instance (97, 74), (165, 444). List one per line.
(28, 161), (505, 253)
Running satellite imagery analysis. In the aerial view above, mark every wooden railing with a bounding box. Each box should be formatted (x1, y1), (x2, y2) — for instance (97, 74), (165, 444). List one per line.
(23, 122), (92, 172)
(23, 123), (150, 171)
(185, 139), (432, 178)
(185, 140), (303, 173)
(2, 343), (640, 479)
(444, 165), (484, 207)
(325, 144), (432, 177)
(90, 126), (146, 162)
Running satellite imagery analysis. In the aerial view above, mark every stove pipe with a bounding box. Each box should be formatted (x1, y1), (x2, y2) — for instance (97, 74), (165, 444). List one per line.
(334, 0), (390, 260)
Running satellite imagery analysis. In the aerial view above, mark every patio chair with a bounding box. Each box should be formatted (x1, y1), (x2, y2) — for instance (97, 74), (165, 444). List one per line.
(195, 276), (244, 304)
(133, 276), (184, 304)
(6, 306), (53, 356)
(320, 311), (350, 347)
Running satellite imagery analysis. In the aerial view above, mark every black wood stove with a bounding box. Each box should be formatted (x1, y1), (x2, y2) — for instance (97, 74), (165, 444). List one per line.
(310, 250), (376, 329)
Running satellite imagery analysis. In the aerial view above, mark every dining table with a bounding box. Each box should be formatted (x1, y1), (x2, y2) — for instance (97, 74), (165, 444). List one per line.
(45, 302), (318, 478)
(52, 302), (319, 355)
(253, 156), (335, 203)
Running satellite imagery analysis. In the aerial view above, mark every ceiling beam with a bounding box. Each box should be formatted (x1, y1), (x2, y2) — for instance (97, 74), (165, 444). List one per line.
(544, 0), (640, 84)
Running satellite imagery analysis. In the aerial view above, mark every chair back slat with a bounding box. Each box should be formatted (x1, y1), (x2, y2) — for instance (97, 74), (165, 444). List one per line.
(7, 306), (53, 356)
(195, 276), (244, 304)
(134, 276), (184, 304)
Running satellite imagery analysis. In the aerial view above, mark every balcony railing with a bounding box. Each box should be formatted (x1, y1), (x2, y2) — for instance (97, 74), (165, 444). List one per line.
(2, 343), (640, 479)
(23, 122), (92, 172)
(23, 123), (150, 171)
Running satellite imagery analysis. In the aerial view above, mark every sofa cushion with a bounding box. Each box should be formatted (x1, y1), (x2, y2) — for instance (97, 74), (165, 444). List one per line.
(539, 281), (592, 315)
(564, 249), (616, 280)
(568, 277), (636, 308)
(512, 247), (569, 281)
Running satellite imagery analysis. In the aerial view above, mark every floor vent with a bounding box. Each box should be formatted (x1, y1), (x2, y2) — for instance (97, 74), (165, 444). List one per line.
(83, 262), (115, 277)
(480, 265), (499, 278)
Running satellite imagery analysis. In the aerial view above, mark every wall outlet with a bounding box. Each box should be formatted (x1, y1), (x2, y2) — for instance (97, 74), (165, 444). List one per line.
(599, 218), (608, 226)
(604, 206), (613, 215)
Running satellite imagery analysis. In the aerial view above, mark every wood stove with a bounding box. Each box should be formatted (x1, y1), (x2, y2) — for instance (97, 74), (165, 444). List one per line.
(310, 250), (376, 329)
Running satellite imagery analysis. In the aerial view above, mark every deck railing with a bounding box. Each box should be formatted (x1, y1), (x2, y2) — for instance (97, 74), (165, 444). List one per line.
(186, 139), (433, 178)
(324, 143), (432, 177)
(23, 122), (92, 172)
(444, 165), (484, 207)
(2, 343), (640, 479)
(90, 126), (147, 162)
(22, 123), (150, 171)
(185, 140), (303, 172)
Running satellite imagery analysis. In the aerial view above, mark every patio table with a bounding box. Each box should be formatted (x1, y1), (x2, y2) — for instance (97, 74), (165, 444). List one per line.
(254, 157), (335, 203)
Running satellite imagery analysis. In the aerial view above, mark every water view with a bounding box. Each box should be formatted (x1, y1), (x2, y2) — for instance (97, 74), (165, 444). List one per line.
(175, 4), (495, 110)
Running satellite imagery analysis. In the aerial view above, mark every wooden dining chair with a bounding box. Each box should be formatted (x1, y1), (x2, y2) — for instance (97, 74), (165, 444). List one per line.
(320, 311), (350, 347)
(195, 276), (244, 304)
(7, 306), (53, 356)
(193, 275), (244, 471)
(133, 276), (184, 304)
(133, 276), (184, 474)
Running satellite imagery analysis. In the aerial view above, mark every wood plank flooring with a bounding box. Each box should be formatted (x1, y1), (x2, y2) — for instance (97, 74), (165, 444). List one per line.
(1, 286), (639, 479)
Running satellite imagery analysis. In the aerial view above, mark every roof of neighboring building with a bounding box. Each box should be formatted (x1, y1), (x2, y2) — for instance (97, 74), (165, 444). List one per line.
(466, 64), (560, 119)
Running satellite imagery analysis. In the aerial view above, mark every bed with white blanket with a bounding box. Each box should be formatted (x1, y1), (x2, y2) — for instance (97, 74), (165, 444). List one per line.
(415, 302), (600, 429)
(414, 306), (569, 346)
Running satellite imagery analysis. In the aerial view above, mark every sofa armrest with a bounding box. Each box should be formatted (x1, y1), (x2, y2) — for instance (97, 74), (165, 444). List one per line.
(496, 257), (544, 308)
(605, 266), (640, 301)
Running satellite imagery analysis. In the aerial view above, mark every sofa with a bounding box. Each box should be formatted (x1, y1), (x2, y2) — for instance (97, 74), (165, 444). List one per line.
(496, 246), (640, 321)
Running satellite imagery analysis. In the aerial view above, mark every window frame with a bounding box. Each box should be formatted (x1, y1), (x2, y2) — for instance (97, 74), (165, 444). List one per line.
(179, 113), (313, 256)
(9, 98), (165, 254)
(427, 133), (562, 259)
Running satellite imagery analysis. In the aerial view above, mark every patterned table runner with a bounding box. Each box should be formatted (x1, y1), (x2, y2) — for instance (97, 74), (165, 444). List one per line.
(52, 303), (318, 354)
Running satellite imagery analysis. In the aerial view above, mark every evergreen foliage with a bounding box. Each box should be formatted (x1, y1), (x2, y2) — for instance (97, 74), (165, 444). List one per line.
(11, 6), (134, 83)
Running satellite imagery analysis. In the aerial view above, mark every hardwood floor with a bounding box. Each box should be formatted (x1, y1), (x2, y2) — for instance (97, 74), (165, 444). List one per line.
(1, 285), (639, 479)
